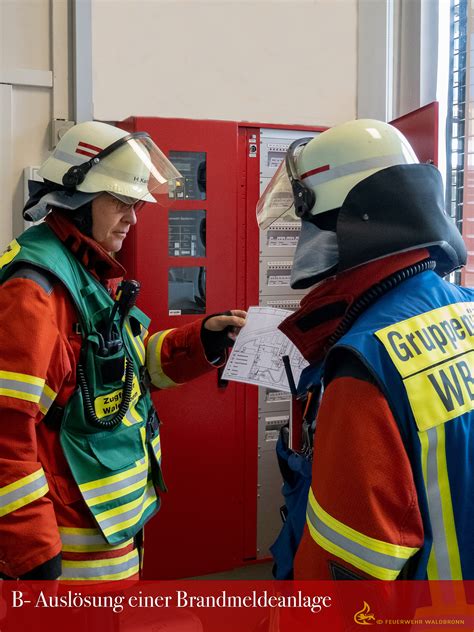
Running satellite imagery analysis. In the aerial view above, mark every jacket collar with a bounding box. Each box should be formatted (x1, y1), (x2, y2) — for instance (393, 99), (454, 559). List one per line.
(279, 249), (430, 365)
(45, 210), (126, 285)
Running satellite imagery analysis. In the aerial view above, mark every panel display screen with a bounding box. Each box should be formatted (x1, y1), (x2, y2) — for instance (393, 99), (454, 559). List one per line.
(168, 151), (206, 200)
(168, 210), (206, 257)
(168, 266), (206, 315)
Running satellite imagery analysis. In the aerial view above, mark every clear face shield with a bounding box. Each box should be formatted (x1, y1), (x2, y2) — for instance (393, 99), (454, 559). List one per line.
(63, 132), (183, 207)
(256, 138), (310, 230)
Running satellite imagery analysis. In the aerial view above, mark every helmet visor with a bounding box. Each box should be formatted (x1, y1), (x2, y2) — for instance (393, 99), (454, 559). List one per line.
(256, 160), (296, 230)
(256, 140), (309, 229)
(87, 134), (183, 206)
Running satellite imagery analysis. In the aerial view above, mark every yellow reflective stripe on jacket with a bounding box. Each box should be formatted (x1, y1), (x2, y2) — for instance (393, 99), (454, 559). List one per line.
(125, 321), (146, 365)
(0, 239), (21, 269)
(419, 425), (463, 579)
(146, 329), (180, 389)
(59, 526), (134, 553)
(97, 480), (158, 539)
(0, 370), (57, 413)
(78, 458), (148, 506)
(306, 489), (419, 580)
(151, 433), (161, 463)
(0, 468), (48, 517)
(140, 324), (149, 344)
(122, 402), (143, 427)
(39, 383), (57, 415)
(60, 550), (139, 580)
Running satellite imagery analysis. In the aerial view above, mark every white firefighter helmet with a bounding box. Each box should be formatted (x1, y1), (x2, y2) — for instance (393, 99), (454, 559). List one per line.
(257, 119), (466, 288)
(257, 119), (419, 229)
(24, 121), (182, 221)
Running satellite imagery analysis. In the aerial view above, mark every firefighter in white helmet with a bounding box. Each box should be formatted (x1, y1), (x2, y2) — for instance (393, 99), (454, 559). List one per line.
(0, 121), (245, 581)
(258, 119), (474, 580)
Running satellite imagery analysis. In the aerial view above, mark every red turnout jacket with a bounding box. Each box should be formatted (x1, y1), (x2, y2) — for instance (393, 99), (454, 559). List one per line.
(0, 212), (216, 580)
(280, 251), (428, 580)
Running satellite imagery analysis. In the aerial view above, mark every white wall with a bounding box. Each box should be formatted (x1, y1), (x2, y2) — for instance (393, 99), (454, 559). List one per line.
(91, 0), (358, 127)
(0, 0), (72, 249)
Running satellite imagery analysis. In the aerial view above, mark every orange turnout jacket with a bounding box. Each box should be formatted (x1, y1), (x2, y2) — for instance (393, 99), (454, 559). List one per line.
(0, 211), (216, 580)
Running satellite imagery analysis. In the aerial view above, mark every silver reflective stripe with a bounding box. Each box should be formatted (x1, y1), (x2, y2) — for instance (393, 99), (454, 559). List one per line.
(0, 471), (48, 512)
(53, 149), (86, 167)
(39, 387), (56, 413)
(60, 530), (109, 547)
(54, 148), (151, 187)
(124, 407), (140, 425)
(307, 501), (408, 572)
(81, 466), (148, 503)
(303, 154), (409, 187)
(59, 528), (134, 553)
(425, 427), (452, 578)
(60, 551), (139, 580)
(0, 378), (43, 398)
(98, 483), (157, 531)
(151, 435), (161, 463)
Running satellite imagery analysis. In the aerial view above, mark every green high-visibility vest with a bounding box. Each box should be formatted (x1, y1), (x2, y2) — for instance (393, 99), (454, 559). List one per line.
(0, 223), (165, 544)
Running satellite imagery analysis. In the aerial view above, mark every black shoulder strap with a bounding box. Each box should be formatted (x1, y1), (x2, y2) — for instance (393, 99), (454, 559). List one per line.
(4, 265), (56, 295)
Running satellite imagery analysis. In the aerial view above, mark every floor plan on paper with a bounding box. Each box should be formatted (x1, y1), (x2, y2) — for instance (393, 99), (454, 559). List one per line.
(222, 306), (308, 392)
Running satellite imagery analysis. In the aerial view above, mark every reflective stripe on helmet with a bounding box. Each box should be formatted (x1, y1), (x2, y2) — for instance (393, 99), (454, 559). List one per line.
(301, 154), (413, 187)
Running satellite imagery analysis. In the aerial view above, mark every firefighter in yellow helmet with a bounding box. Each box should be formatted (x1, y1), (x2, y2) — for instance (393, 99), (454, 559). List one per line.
(0, 121), (245, 581)
(258, 119), (473, 580)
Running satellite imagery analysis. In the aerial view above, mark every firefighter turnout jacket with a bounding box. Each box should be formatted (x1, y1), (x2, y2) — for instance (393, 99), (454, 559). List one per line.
(280, 252), (474, 580)
(0, 212), (217, 580)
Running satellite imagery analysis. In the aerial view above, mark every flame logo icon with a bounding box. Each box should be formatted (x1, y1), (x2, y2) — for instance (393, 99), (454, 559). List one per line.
(354, 601), (376, 625)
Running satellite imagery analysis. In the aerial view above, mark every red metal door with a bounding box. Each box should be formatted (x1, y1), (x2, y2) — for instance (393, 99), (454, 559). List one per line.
(118, 117), (246, 579)
(390, 101), (439, 165)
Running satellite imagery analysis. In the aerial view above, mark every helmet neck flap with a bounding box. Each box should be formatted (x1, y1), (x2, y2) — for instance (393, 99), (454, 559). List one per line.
(291, 163), (467, 289)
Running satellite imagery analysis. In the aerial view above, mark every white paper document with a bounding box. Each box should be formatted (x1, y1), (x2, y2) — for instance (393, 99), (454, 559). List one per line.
(222, 306), (309, 392)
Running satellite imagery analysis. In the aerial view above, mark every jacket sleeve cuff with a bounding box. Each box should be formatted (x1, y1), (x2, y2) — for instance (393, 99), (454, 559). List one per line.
(146, 318), (220, 389)
(0, 553), (62, 580)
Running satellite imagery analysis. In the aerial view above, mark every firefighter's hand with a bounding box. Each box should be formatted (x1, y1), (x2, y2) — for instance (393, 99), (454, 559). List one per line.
(203, 310), (247, 341)
(201, 310), (247, 362)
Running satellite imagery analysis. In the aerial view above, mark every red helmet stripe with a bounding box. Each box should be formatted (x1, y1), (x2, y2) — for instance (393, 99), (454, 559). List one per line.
(300, 164), (330, 180)
(75, 148), (98, 158)
(77, 141), (103, 153)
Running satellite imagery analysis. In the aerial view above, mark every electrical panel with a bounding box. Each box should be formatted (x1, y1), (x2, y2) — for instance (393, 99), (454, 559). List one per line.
(256, 128), (319, 558)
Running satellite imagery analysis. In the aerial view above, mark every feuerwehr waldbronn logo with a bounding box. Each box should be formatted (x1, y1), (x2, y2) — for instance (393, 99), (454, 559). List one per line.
(354, 601), (376, 625)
